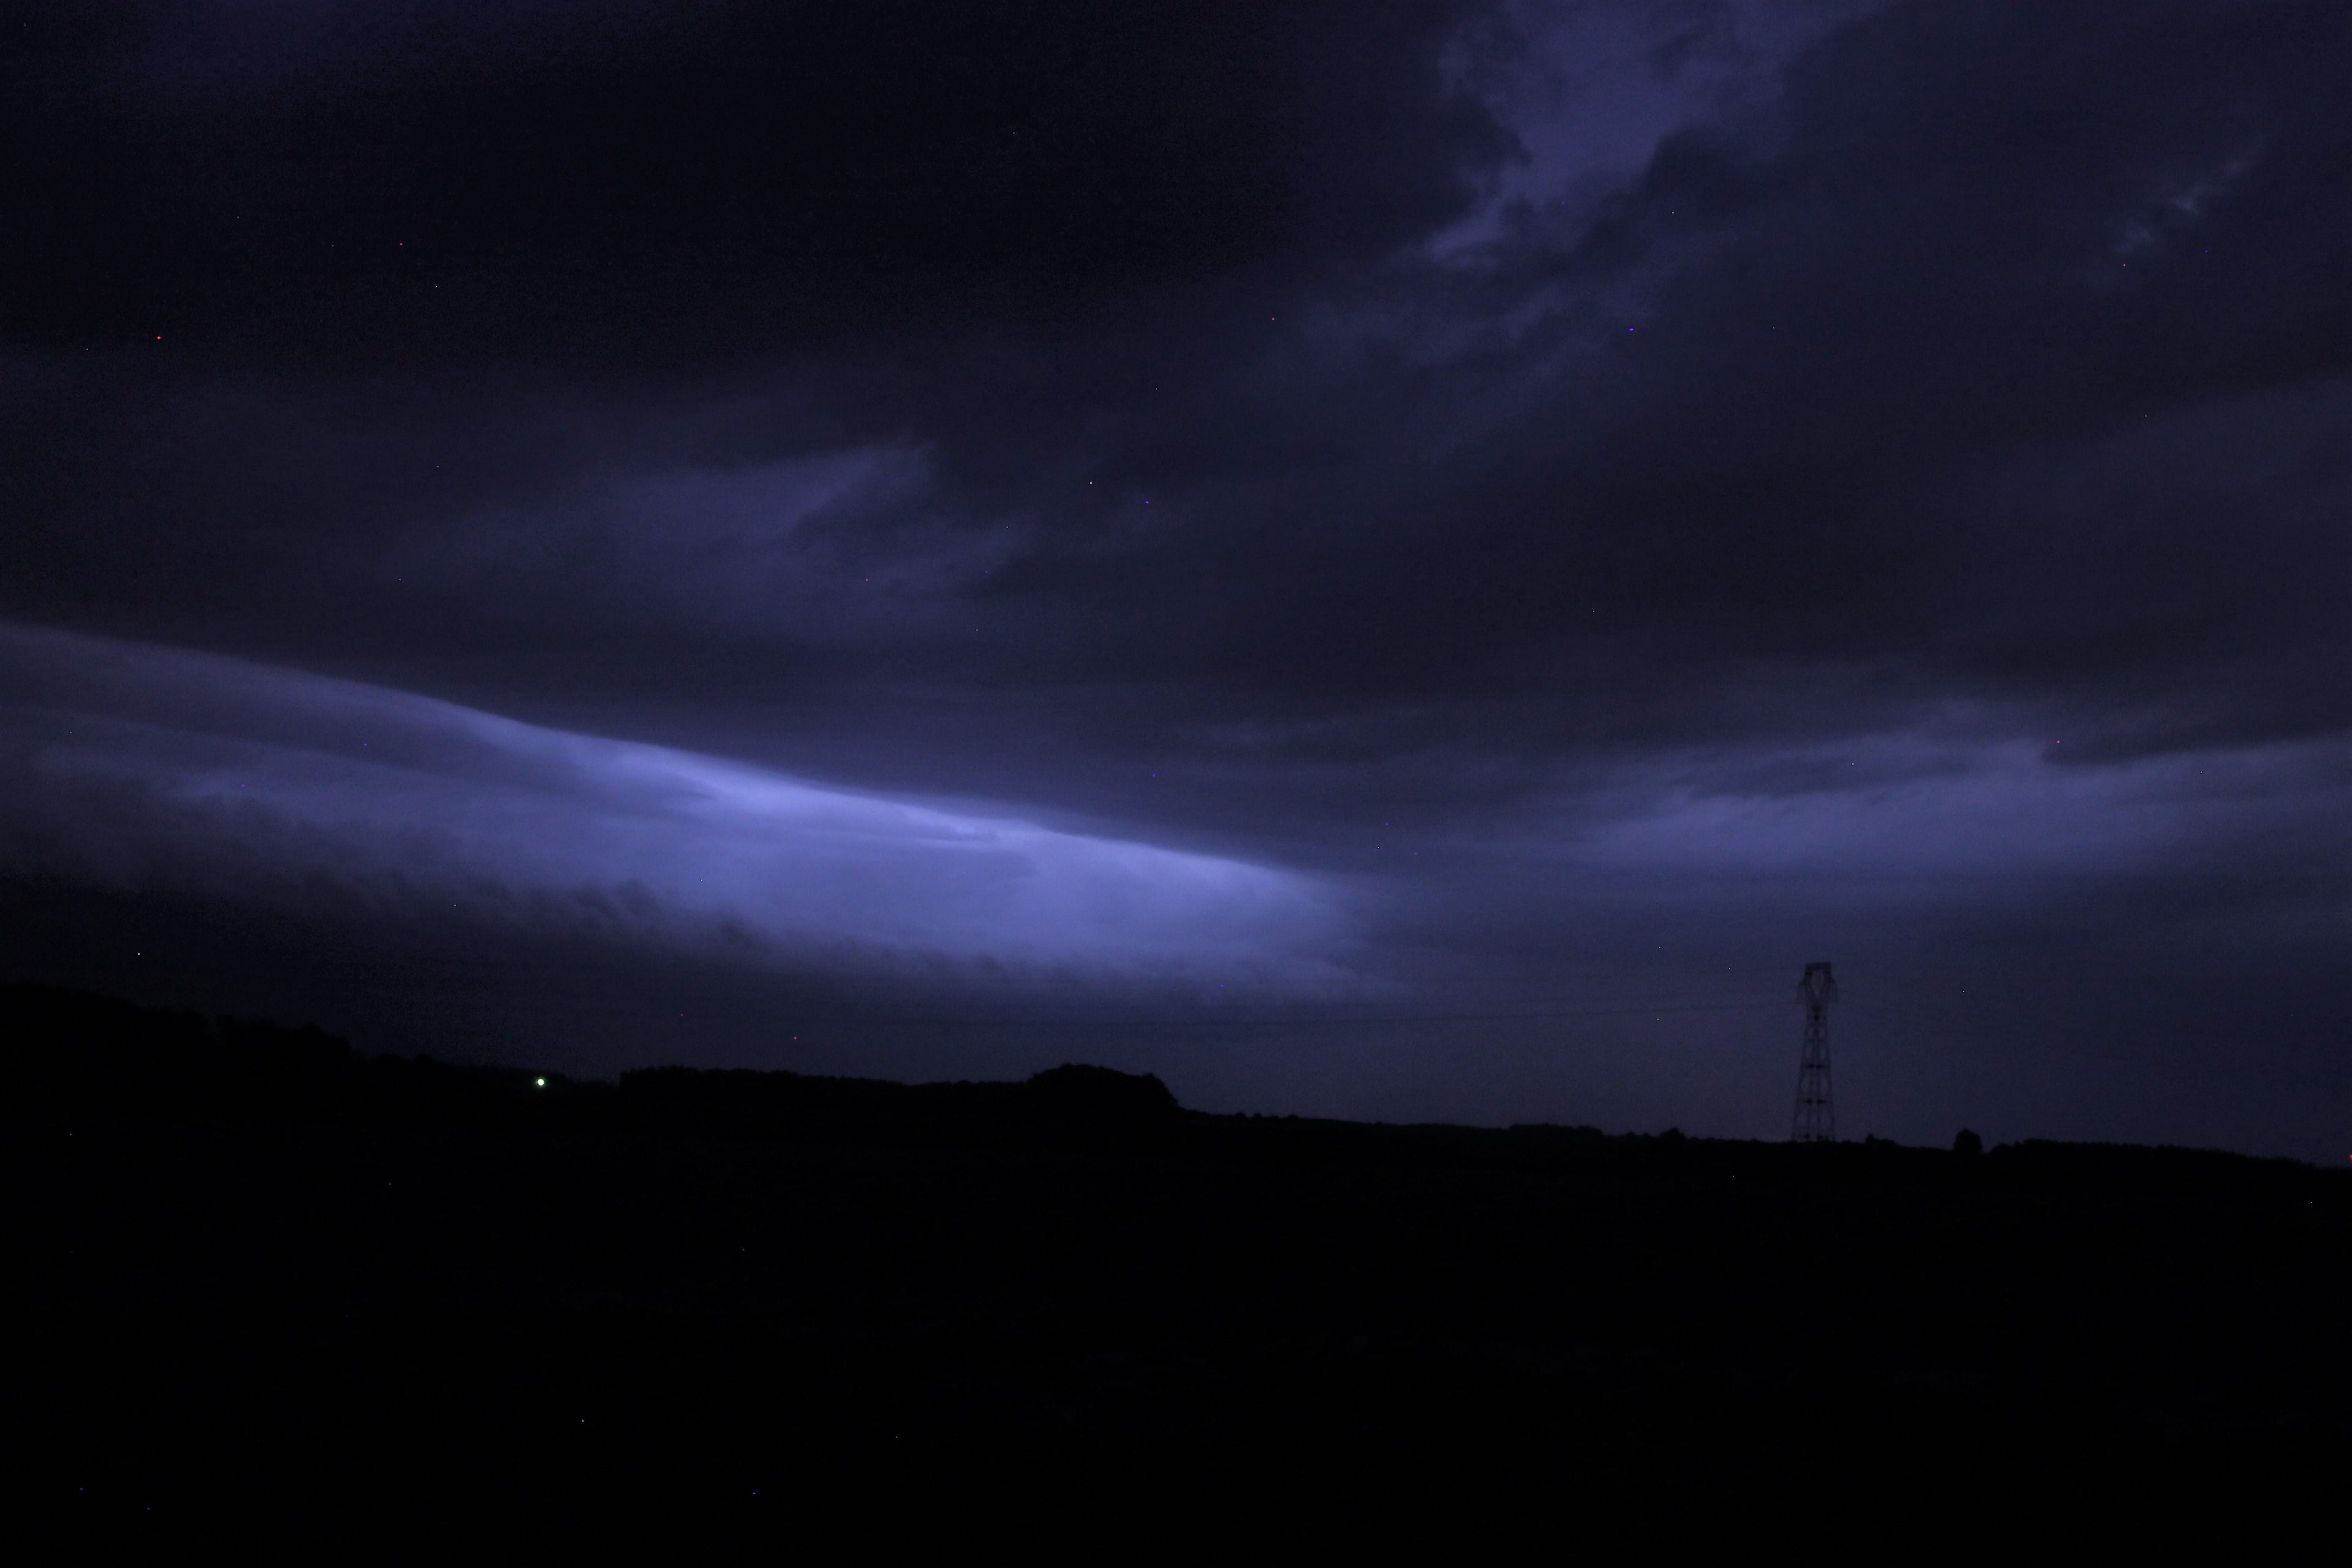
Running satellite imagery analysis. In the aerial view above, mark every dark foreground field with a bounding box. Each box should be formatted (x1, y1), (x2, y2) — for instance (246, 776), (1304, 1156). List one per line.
(8, 985), (2346, 1543)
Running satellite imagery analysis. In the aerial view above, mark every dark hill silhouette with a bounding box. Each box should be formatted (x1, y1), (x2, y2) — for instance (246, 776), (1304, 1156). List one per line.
(5, 983), (2327, 1193)
(6, 982), (2346, 1539)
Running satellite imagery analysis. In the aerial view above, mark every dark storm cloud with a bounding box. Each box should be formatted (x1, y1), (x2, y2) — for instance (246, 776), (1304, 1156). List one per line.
(1, 3), (2345, 1152)
(11, 1), (2344, 768)
(4, 0), (1502, 365)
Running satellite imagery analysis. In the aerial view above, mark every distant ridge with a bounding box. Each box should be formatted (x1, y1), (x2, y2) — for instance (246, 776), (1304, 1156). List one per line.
(3, 983), (2334, 1190)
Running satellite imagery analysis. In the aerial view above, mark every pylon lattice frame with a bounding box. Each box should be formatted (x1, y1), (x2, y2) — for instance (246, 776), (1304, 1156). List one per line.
(1792, 961), (1836, 1144)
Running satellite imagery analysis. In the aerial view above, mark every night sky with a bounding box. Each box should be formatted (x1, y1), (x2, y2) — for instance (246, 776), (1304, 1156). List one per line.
(3, 2), (2345, 1158)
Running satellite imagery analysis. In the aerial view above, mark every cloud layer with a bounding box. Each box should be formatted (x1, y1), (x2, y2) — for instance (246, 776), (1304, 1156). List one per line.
(0, 623), (1355, 989)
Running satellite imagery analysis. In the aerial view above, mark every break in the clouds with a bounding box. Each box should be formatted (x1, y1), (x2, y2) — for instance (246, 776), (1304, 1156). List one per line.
(1, 2), (2345, 1153)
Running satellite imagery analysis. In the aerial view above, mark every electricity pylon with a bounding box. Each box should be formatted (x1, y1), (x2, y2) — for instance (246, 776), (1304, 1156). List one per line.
(1792, 961), (1836, 1143)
